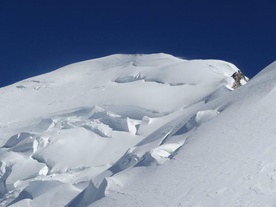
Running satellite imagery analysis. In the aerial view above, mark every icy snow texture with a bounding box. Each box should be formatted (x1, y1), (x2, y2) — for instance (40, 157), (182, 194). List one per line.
(1, 53), (275, 207)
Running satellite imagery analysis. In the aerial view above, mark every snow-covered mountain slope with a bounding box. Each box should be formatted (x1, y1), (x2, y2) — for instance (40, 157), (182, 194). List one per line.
(1, 53), (274, 207)
(89, 61), (276, 207)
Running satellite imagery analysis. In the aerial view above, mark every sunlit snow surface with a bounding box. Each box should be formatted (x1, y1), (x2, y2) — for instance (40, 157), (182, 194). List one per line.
(1, 53), (275, 207)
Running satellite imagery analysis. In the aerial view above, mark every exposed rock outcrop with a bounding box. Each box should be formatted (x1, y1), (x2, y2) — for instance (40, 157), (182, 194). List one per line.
(232, 70), (248, 89)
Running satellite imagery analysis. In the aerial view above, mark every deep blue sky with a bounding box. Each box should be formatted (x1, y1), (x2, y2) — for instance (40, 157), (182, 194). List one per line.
(0, 0), (275, 87)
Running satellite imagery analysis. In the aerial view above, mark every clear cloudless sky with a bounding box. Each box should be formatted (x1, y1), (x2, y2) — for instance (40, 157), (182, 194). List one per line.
(0, 0), (275, 87)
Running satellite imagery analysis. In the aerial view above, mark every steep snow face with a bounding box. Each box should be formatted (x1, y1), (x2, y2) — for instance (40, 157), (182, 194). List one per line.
(90, 61), (276, 207)
(0, 53), (246, 207)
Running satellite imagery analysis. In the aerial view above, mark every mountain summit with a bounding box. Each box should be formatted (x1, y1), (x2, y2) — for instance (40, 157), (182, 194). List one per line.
(1, 54), (275, 207)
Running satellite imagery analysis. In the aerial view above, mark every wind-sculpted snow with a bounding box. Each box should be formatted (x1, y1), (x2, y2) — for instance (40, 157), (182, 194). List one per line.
(90, 61), (276, 207)
(0, 53), (260, 207)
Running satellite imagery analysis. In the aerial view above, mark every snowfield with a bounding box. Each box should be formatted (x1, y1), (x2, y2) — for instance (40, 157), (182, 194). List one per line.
(0, 53), (275, 207)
